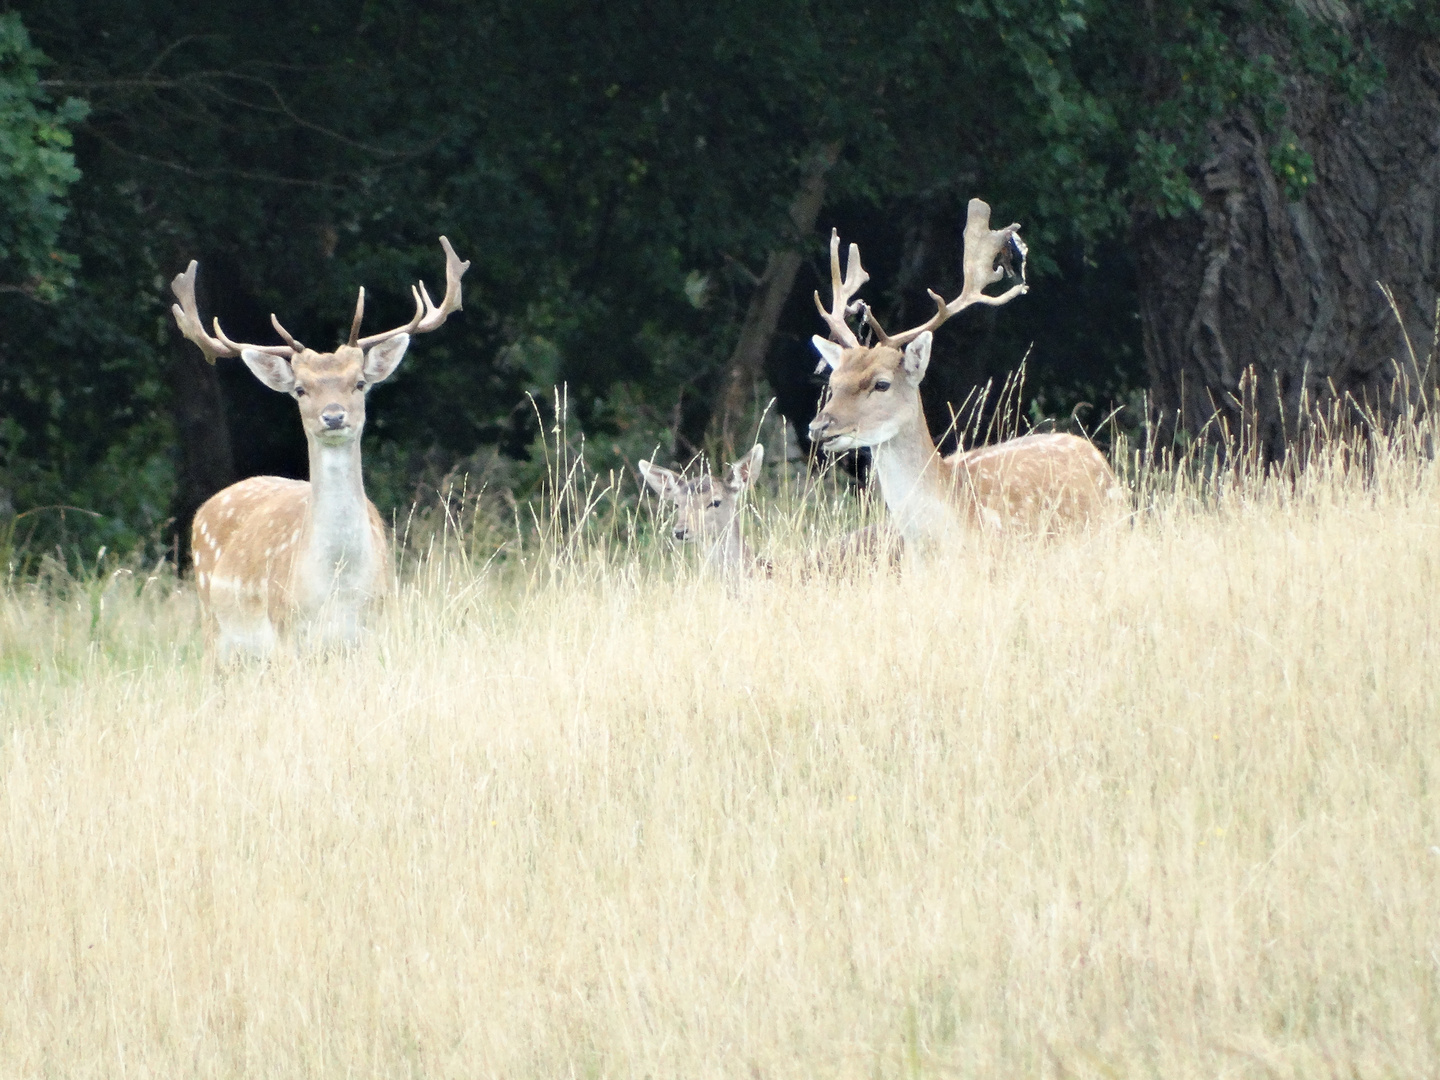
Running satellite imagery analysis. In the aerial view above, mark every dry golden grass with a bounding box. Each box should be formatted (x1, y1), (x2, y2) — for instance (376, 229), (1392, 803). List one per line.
(2, 433), (1439, 1078)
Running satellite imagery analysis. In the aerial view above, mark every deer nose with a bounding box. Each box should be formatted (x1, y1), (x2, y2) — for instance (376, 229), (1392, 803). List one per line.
(673, 526), (688, 541)
(320, 406), (346, 429)
(808, 414), (832, 440)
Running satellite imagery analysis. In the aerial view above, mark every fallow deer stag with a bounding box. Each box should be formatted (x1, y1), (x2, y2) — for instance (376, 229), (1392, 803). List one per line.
(640, 444), (767, 576)
(172, 237), (470, 658)
(807, 201), (1122, 549)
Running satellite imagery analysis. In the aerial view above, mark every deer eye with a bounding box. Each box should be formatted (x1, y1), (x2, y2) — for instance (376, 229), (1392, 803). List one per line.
(293, 386), (306, 397)
(873, 379), (891, 392)
(355, 380), (366, 392)
(709, 498), (723, 508)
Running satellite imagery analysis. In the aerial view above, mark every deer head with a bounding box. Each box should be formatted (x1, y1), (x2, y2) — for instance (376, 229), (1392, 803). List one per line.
(237, 341), (410, 447)
(171, 236), (470, 444)
(808, 200), (1026, 452)
(809, 332), (936, 452)
(639, 444), (764, 544)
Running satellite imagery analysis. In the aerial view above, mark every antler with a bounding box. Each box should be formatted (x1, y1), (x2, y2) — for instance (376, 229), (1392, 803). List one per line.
(172, 235), (471, 363)
(812, 228), (870, 348)
(269, 313), (306, 351)
(170, 262), (293, 364)
(865, 199), (1028, 349)
(354, 236), (471, 348)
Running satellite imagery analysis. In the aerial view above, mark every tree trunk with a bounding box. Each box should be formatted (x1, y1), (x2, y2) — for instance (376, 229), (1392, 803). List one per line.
(708, 142), (841, 456)
(1136, 29), (1440, 460)
(165, 340), (236, 568)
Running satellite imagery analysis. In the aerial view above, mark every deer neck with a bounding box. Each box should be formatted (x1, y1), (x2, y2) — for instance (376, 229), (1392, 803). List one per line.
(704, 515), (753, 573)
(868, 406), (962, 546)
(303, 436), (376, 575)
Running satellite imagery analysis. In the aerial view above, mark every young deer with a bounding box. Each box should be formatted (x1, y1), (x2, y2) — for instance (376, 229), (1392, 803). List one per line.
(172, 237), (469, 658)
(639, 444), (766, 575)
(807, 201), (1122, 549)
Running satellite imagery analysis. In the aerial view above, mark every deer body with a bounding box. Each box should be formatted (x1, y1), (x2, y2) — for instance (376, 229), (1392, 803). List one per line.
(193, 431), (389, 658)
(173, 237), (469, 659)
(861, 385), (1120, 545)
(807, 201), (1121, 550)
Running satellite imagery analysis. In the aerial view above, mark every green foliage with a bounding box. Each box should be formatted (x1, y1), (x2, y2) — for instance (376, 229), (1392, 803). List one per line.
(0, 12), (86, 298)
(0, 0), (1431, 564)
(1133, 133), (1205, 219)
(1036, 0), (1419, 215)
(0, 148), (178, 562)
(1270, 132), (1316, 203)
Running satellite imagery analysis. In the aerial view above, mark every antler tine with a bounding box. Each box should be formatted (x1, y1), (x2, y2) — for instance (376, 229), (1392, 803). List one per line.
(170, 262), (232, 364)
(416, 235), (469, 331)
(357, 235), (471, 348)
(868, 199), (1029, 349)
(347, 286), (366, 347)
(170, 261), (292, 363)
(213, 317), (291, 358)
(864, 289), (948, 347)
(354, 286), (422, 348)
(811, 228), (868, 348)
(270, 313), (306, 351)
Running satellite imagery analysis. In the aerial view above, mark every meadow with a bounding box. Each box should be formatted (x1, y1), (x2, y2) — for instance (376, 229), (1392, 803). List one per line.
(1, 418), (1438, 1078)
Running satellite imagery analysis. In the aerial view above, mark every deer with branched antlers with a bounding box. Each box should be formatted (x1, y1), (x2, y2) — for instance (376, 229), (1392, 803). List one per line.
(807, 200), (1122, 549)
(171, 237), (469, 659)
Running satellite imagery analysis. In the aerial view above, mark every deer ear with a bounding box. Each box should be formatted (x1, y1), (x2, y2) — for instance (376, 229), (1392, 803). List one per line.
(639, 461), (679, 499)
(811, 336), (844, 373)
(901, 331), (932, 385)
(362, 333), (410, 384)
(728, 443), (764, 490)
(241, 349), (296, 393)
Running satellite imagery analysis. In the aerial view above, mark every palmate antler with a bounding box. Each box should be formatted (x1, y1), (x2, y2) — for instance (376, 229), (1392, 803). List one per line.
(171, 236), (471, 363)
(170, 264), (294, 364)
(864, 199), (1028, 349)
(351, 236), (471, 348)
(812, 228), (870, 348)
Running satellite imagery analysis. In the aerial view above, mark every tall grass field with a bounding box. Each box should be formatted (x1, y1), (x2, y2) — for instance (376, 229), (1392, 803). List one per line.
(2, 416), (1438, 1078)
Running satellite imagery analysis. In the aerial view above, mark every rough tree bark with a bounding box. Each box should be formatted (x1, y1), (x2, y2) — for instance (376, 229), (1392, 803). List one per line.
(1137, 28), (1440, 459)
(708, 142), (841, 456)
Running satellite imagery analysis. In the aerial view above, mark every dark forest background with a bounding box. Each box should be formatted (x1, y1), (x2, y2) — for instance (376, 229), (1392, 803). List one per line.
(1, 0), (1437, 563)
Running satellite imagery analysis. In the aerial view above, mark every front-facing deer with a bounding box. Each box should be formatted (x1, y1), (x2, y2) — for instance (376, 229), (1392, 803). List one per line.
(807, 201), (1122, 549)
(171, 237), (469, 658)
(639, 444), (766, 576)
